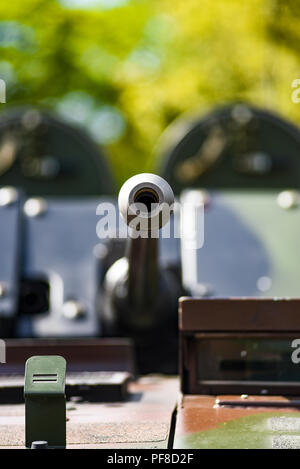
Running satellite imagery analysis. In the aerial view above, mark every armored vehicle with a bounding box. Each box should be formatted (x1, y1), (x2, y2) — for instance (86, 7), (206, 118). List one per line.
(1, 103), (300, 449)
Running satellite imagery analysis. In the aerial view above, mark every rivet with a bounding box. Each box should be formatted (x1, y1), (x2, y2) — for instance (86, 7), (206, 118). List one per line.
(277, 190), (300, 210)
(0, 283), (7, 297)
(257, 276), (272, 293)
(93, 243), (109, 260)
(24, 198), (47, 217)
(0, 187), (18, 206)
(62, 300), (85, 320)
(31, 441), (48, 449)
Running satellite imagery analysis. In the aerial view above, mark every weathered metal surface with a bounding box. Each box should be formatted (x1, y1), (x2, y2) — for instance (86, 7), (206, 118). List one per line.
(179, 298), (300, 331)
(0, 376), (178, 449)
(0, 371), (132, 403)
(173, 394), (300, 449)
(216, 395), (300, 407)
(179, 298), (300, 395)
(0, 338), (135, 374)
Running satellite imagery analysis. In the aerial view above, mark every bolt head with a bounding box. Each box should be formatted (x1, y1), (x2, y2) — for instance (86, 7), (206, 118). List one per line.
(31, 441), (48, 449)
(0, 187), (18, 207)
(0, 283), (7, 297)
(277, 190), (300, 210)
(62, 300), (85, 320)
(24, 198), (47, 217)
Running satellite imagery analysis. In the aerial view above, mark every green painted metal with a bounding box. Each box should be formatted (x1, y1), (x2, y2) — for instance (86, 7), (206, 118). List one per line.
(222, 191), (300, 297)
(24, 355), (66, 449)
(0, 107), (115, 196)
(175, 412), (300, 449)
(157, 104), (300, 194)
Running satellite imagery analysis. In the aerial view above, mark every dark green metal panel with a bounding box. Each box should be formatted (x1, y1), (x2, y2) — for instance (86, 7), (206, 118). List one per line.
(0, 107), (115, 196)
(24, 355), (66, 448)
(157, 103), (300, 193)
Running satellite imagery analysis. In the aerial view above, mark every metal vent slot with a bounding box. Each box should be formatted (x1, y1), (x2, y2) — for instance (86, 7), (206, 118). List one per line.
(32, 373), (58, 383)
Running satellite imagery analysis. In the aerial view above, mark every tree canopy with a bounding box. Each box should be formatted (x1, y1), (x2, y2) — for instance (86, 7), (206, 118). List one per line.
(0, 0), (299, 186)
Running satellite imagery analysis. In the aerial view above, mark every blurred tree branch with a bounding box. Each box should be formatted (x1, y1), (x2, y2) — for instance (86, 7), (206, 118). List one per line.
(0, 0), (299, 186)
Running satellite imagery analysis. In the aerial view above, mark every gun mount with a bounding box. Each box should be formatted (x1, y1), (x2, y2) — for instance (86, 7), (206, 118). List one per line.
(102, 174), (182, 373)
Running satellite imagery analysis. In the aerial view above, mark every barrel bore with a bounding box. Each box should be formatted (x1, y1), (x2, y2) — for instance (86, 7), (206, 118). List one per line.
(133, 188), (159, 214)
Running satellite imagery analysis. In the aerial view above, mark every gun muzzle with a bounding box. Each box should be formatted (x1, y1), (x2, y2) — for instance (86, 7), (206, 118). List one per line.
(118, 173), (174, 234)
(117, 174), (174, 315)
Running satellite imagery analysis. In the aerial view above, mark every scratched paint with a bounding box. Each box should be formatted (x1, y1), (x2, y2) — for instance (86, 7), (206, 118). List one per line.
(174, 412), (300, 449)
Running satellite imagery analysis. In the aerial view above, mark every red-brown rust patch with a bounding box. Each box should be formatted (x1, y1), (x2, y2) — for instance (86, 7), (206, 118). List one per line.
(176, 395), (300, 436)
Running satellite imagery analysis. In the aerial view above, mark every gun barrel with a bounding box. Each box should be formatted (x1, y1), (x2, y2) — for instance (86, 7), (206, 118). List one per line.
(102, 174), (180, 372)
(119, 173), (174, 312)
(127, 235), (158, 310)
(102, 173), (175, 335)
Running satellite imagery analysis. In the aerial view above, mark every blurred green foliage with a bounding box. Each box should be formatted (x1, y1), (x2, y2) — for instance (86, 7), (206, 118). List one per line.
(0, 0), (300, 187)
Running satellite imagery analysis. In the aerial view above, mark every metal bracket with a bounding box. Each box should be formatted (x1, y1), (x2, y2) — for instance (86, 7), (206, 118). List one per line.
(24, 355), (66, 448)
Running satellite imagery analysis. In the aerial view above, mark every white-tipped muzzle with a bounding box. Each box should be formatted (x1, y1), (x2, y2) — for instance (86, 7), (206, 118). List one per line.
(118, 173), (174, 232)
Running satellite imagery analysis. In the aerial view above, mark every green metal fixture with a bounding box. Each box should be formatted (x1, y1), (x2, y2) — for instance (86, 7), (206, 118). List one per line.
(24, 355), (66, 449)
